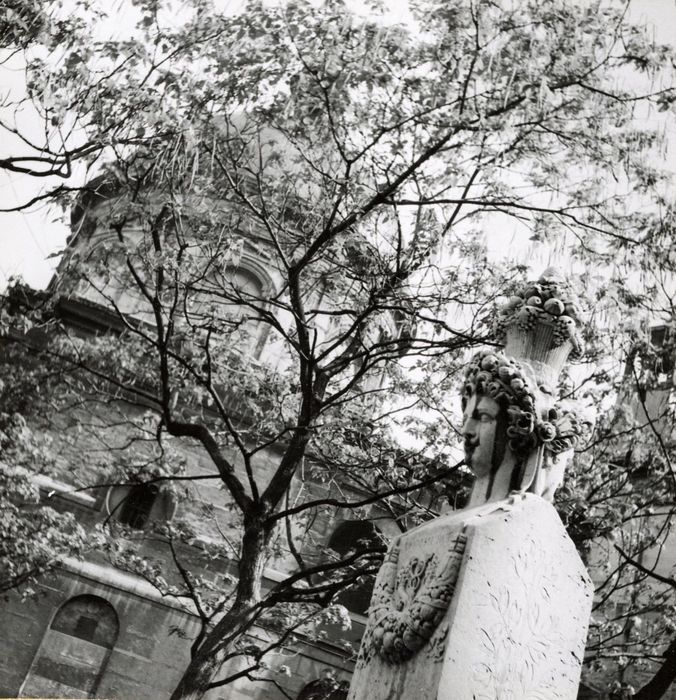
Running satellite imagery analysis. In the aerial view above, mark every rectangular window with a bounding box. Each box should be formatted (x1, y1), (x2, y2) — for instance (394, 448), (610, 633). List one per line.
(73, 616), (99, 642)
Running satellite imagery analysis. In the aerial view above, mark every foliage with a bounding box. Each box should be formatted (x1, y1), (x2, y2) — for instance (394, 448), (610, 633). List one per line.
(0, 342), (90, 595)
(0, 0), (49, 50)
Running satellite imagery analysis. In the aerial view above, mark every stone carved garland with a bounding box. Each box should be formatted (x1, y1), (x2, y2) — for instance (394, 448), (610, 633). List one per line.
(493, 271), (584, 356)
(359, 533), (467, 666)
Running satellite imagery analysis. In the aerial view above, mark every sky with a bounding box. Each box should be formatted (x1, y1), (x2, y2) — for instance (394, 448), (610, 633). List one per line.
(1, 0), (675, 290)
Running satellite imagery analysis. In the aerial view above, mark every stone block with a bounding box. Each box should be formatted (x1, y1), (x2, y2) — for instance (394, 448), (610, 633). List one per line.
(348, 495), (592, 700)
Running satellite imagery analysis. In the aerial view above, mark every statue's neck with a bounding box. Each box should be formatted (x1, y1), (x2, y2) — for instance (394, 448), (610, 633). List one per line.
(467, 454), (520, 508)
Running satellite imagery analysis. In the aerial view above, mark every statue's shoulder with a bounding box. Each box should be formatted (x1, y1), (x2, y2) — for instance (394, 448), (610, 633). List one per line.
(469, 492), (558, 522)
(404, 507), (468, 539)
(398, 493), (565, 550)
(461, 493), (590, 583)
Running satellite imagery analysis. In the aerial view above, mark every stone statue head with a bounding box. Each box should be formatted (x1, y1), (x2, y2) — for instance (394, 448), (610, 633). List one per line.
(458, 269), (589, 504)
(461, 351), (584, 503)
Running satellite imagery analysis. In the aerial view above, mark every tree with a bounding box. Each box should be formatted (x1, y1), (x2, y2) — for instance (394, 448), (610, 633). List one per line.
(0, 298), (90, 594)
(0, 0), (49, 50)
(2, 0), (676, 698)
(0, 1), (170, 200)
(562, 318), (676, 699)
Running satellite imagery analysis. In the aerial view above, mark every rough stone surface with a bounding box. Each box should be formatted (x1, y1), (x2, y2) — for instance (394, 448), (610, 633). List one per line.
(348, 494), (592, 700)
(0, 561), (353, 700)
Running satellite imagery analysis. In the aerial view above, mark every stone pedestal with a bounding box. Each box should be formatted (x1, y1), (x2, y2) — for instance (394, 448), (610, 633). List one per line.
(348, 494), (592, 700)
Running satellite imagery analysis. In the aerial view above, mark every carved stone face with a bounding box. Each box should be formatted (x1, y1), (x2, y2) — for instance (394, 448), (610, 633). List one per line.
(461, 393), (501, 477)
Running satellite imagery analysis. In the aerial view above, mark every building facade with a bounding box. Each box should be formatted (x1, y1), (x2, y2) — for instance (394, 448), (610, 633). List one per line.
(0, 178), (405, 700)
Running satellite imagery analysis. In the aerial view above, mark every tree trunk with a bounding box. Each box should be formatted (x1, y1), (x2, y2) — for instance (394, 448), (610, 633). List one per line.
(633, 637), (676, 700)
(169, 600), (259, 700)
(169, 514), (270, 700)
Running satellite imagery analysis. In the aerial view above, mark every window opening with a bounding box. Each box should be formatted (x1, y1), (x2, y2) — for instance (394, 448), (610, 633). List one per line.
(117, 482), (158, 529)
(21, 595), (118, 698)
(650, 326), (675, 387)
(327, 520), (385, 616)
(73, 616), (99, 642)
(297, 679), (349, 700)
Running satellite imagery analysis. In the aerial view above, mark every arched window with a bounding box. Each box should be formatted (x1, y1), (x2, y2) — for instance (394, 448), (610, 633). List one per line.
(227, 265), (267, 358)
(649, 326), (675, 387)
(228, 265), (264, 301)
(327, 520), (385, 616)
(190, 263), (269, 359)
(74, 226), (149, 316)
(297, 678), (349, 700)
(106, 482), (173, 530)
(117, 483), (159, 529)
(21, 595), (118, 698)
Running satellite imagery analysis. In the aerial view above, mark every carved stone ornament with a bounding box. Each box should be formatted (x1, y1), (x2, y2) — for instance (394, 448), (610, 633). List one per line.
(493, 268), (585, 362)
(462, 351), (584, 462)
(347, 498), (593, 700)
(347, 269), (593, 700)
(359, 533), (467, 665)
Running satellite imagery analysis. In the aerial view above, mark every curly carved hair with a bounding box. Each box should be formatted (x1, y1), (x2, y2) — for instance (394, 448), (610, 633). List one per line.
(462, 351), (580, 461)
